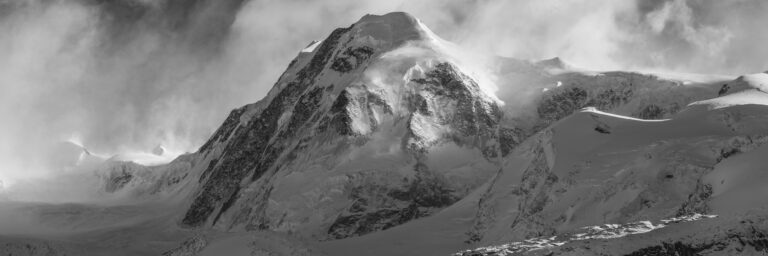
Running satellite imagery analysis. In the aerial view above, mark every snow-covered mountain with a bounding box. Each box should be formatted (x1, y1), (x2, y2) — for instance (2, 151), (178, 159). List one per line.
(3, 11), (768, 256)
(177, 12), (508, 239)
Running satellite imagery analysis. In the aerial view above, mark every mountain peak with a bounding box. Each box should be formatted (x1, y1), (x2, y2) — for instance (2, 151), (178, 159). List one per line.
(358, 12), (418, 24)
(352, 12), (433, 45)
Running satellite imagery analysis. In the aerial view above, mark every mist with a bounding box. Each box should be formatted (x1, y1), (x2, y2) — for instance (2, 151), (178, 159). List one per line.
(0, 0), (766, 187)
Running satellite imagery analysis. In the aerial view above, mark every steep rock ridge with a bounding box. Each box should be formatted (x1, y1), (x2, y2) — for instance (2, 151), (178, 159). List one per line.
(176, 12), (505, 240)
(468, 95), (768, 247)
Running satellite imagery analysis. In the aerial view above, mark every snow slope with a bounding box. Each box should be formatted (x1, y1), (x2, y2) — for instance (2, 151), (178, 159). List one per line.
(462, 78), (768, 254)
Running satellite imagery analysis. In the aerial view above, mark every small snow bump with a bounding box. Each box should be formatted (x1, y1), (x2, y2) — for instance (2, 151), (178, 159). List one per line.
(301, 40), (322, 53)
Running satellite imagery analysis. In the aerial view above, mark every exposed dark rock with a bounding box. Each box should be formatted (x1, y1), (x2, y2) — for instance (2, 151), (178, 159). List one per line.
(322, 90), (355, 135)
(392, 163), (458, 208)
(327, 205), (421, 240)
(106, 171), (133, 193)
(279, 86), (325, 140)
(594, 124), (611, 134)
(589, 86), (634, 110)
(411, 62), (501, 138)
(718, 84), (730, 96)
(499, 127), (526, 157)
(197, 107), (245, 153)
(412, 94), (431, 115)
(331, 46), (375, 72)
(718, 148), (741, 162)
(676, 182), (712, 216)
(715, 136), (768, 163)
(637, 104), (666, 120)
(212, 186), (241, 225)
(367, 92), (393, 114)
(198, 158), (218, 183)
(327, 163), (458, 239)
(537, 87), (589, 124)
(100, 162), (146, 193)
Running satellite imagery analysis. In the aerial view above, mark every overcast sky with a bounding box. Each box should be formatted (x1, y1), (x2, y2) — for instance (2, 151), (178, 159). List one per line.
(0, 0), (766, 180)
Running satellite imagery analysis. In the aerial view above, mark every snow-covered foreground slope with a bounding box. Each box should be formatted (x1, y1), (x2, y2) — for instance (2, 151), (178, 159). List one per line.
(458, 77), (768, 255)
(4, 11), (768, 256)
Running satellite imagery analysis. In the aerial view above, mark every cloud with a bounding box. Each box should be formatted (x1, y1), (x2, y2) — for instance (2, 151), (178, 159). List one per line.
(614, 0), (768, 74)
